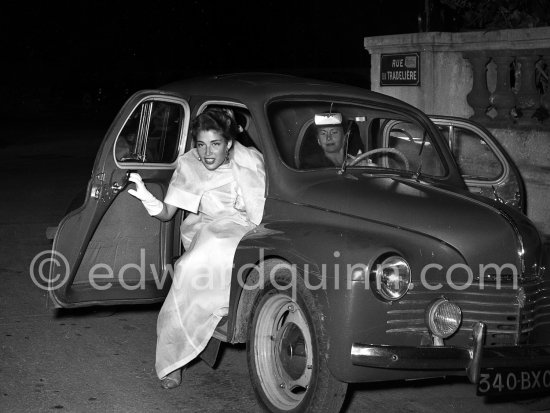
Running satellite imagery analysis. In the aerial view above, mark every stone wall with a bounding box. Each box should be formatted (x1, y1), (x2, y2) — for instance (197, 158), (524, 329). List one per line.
(364, 28), (550, 235)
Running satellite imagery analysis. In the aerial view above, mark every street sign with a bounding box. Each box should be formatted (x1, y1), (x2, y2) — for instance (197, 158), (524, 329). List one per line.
(380, 53), (420, 86)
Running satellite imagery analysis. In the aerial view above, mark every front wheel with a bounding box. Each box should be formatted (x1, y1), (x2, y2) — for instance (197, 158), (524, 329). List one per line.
(246, 263), (347, 412)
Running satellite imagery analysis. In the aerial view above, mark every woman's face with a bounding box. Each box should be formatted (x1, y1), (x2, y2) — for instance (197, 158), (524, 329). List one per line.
(196, 130), (232, 170)
(317, 126), (345, 154)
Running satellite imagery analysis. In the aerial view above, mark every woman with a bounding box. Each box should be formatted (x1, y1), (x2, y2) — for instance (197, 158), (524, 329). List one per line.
(128, 109), (265, 389)
(301, 114), (368, 169)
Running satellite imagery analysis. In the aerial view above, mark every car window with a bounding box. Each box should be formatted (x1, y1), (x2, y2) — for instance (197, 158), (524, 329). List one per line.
(268, 99), (446, 177)
(115, 100), (184, 164)
(439, 125), (503, 181)
(382, 120), (445, 177)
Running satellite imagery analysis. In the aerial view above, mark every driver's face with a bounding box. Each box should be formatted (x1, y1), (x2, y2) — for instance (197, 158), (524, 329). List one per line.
(317, 126), (344, 154)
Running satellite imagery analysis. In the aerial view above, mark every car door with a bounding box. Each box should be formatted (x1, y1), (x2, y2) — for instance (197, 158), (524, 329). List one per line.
(430, 116), (525, 213)
(49, 90), (190, 307)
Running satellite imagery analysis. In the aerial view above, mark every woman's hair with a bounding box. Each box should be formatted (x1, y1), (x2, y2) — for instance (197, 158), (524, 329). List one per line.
(190, 109), (238, 143)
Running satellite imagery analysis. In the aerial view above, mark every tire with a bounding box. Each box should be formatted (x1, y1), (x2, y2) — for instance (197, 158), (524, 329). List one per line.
(246, 261), (347, 413)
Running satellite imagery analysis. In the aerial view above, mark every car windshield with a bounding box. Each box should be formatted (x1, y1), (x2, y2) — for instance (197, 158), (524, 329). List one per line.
(268, 99), (447, 177)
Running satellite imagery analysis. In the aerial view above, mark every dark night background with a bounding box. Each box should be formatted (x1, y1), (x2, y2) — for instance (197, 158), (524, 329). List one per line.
(2, 0), (440, 126)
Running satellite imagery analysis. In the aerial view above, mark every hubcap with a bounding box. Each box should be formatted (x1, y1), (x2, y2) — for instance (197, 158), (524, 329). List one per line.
(254, 293), (313, 410)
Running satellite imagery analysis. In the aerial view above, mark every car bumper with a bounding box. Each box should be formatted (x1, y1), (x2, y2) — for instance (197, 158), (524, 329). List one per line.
(351, 322), (550, 384)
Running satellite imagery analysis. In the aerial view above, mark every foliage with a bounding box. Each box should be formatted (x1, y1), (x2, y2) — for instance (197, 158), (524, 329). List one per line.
(439, 0), (550, 30)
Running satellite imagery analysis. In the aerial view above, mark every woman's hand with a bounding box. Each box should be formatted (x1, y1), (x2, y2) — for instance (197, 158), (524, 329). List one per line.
(128, 173), (164, 216)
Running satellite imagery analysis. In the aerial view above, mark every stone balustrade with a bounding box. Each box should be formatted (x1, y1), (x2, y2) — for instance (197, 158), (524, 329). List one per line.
(465, 50), (549, 127)
(364, 27), (550, 129)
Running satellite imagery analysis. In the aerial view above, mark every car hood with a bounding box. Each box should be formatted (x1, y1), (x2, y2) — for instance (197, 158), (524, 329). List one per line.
(291, 173), (541, 271)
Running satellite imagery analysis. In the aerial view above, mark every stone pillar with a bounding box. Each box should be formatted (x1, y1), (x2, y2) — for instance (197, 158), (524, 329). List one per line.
(491, 54), (516, 123)
(464, 52), (491, 122)
(515, 54), (540, 124)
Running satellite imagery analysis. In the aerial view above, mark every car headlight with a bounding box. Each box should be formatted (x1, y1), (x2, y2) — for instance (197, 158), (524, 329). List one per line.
(425, 298), (462, 339)
(370, 255), (411, 301)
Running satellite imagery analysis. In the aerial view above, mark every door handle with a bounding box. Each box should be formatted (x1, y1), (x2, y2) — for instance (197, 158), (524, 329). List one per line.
(111, 170), (134, 194)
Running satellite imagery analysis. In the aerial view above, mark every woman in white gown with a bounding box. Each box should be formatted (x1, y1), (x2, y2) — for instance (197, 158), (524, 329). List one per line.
(128, 109), (265, 389)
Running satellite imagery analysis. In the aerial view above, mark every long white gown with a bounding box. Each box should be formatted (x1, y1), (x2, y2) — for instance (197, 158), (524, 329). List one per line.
(155, 142), (265, 379)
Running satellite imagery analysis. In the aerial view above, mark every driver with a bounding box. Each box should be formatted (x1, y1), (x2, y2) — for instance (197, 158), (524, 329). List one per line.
(301, 113), (370, 168)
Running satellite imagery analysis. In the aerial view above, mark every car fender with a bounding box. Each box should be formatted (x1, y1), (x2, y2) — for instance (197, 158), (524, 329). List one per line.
(226, 218), (467, 352)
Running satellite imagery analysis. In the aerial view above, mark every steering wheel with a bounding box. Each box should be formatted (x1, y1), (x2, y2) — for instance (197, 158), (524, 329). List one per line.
(348, 148), (409, 170)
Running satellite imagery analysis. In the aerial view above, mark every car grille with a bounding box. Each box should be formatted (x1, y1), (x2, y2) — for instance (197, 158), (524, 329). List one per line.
(386, 274), (550, 346)
(519, 275), (550, 344)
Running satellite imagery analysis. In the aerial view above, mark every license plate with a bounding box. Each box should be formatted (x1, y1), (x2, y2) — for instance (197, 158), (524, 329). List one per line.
(477, 367), (550, 396)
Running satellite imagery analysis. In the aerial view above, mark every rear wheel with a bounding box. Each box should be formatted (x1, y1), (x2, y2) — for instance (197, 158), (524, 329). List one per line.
(247, 262), (347, 412)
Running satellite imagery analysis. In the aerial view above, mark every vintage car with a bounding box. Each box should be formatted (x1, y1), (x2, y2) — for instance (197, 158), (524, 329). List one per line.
(49, 73), (550, 412)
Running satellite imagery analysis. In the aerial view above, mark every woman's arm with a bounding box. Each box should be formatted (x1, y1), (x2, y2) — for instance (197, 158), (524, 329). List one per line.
(154, 202), (178, 221)
(128, 173), (179, 221)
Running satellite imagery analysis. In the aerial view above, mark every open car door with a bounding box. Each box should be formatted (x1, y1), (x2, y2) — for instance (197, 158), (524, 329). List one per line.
(430, 116), (526, 213)
(49, 90), (190, 308)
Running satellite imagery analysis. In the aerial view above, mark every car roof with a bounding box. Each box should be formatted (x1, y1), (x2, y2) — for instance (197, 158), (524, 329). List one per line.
(159, 72), (417, 110)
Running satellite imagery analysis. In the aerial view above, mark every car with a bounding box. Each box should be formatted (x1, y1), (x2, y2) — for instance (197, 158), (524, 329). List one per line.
(48, 73), (550, 412)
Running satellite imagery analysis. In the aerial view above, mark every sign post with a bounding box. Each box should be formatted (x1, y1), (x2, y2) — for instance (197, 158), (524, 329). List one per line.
(380, 53), (420, 86)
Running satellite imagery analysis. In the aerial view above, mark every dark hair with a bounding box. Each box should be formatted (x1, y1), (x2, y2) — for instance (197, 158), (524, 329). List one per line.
(190, 109), (238, 143)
